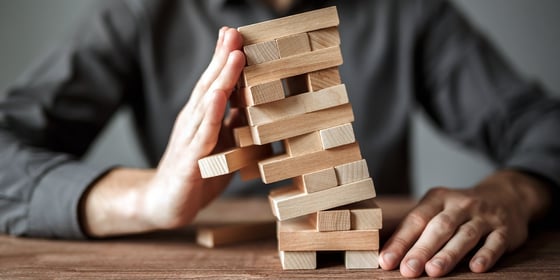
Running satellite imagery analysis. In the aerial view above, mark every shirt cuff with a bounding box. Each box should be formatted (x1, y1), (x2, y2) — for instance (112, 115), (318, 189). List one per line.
(27, 161), (113, 239)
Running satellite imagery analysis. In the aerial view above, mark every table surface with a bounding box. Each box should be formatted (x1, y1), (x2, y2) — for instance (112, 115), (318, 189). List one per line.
(1, 197), (558, 279)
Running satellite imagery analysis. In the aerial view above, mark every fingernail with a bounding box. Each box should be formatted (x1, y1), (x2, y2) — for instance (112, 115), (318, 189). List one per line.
(406, 259), (421, 272)
(473, 257), (487, 267)
(382, 252), (397, 266)
(431, 258), (446, 270)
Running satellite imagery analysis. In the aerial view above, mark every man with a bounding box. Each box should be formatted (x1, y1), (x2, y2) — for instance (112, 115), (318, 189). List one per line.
(0, 0), (558, 278)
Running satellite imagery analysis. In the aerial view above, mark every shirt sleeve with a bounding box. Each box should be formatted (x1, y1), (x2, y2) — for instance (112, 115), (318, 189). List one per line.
(413, 1), (560, 189)
(0, 0), (141, 239)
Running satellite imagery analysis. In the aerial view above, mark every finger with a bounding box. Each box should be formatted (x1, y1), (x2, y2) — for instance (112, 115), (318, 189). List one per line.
(190, 89), (228, 158)
(182, 50), (245, 145)
(469, 229), (508, 273)
(196, 28), (244, 96)
(379, 188), (446, 271)
(400, 205), (469, 278)
(425, 219), (491, 277)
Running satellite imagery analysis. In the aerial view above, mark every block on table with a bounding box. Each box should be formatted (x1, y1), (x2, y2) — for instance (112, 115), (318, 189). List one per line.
(345, 250), (379, 269)
(279, 251), (316, 270)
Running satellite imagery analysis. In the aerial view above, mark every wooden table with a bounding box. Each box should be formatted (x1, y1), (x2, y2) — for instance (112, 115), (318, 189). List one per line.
(1, 197), (558, 279)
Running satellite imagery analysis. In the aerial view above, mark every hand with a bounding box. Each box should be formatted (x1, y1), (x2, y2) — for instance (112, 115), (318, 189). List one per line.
(379, 170), (552, 277)
(81, 27), (246, 237)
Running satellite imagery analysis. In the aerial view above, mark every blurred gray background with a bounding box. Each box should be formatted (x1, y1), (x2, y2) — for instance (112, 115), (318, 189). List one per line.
(1, 0), (559, 197)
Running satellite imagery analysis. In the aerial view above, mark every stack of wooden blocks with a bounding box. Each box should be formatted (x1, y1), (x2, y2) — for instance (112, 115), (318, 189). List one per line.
(198, 6), (382, 270)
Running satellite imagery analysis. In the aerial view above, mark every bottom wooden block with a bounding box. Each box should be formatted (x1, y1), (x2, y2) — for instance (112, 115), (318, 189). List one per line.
(196, 221), (275, 248)
(345, 250), (379, 269)
(279, 251), (317, 270)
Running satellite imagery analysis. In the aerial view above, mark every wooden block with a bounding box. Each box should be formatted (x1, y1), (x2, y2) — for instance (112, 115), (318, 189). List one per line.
(251, 103), (354, 145)
(198, 145), (271, 178)
(243, 40), (279, 65)
(307, 67), (341, 91)
(279, 251), (316, 270)
(344, 198), (383, 230)
(309, 210), (351, 232)
(233, 126), (254, 147)
(334, 159), (370, 185)
(238, 6), (339, 45)
(196, 221), (275, 248)
(268, 178), (376, 220)
(319, 123), (356, 149)
(243, 46), (342, 87)
(308, 26), (340, 50)
(345, 251), (379, 269)
(277, 216), (379, 251)
(246, 84), (348, 126)
(276, 33), (311, 58)
(259, 142), (361, 184)
(241, 80), (285, 106)
(239, 162), (261, 181)
(293, 167), (338, 193)
(284, 132), (322, 157)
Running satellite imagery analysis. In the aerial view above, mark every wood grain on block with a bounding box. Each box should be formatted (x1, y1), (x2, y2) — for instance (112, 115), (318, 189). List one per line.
(334, 159), (370, 185)
(243, 46), (342, 87)
(268, 178), (376, 220)
(243, 40), (279, 65)
(246, 84), (348, 126)
(238, 6), (339, 45)
(241, 80), (284, 106)
(279, 251), (316, 270)
(294, 167), (338, 193)
(277, 216), (379, 251)
(276, 32), (311, 58)
(307, 67), (342, 91)
(308, 26), (340, 50)
(309, 210), (351, 232)
(259, 142), (361, 184)
(233, 126), (254, 147)
(196, 221), (275, 248)
(320, 123), (356, 149)
(343, 198), (383, 230)
(251, 103), (354, 145)
(345, 251), (379, 269)
(284, 132), (323, 157)
(198, 145), (271, 178)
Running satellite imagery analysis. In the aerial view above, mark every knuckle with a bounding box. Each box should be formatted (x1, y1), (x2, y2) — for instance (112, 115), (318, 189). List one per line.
(459, 223), (480, 241)
(431, 213), (456, 233)
(426, 186), (449, 198)
(492, 230), (508, 246)
(407, 211), (430, 229)
(457, 196), (478, 211)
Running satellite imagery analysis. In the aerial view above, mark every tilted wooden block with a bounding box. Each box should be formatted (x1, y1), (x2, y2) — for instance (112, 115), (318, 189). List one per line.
(251, 103), (354, 145)
(334, 159), (370, 185)
(309, 210), (351, 232)
(198, 145), (271, 178)
(307, 67), (342, 91)
(233, 126), (254, 147)
(246, 84), (348, 126)
(241, 80), (285, 107)
(259, 142), (362, 184)
(269, 178), (376, 220)
(243, 40), (280, 65)
(243, 46), (343, 87)
(345, 251), (379, 269)
(239, 162), (261, 181)
(293, 167), (338, 193)
(276, 32), (311, 58)
(319, 123), (356, 149)
(279, 251), (316, 270)
(238, 6), (339, 45)
(196, 221), (275, 248)
(308, 26), (340, 50)
(277, 216), (379, 251)
(284, 131), (323, 157)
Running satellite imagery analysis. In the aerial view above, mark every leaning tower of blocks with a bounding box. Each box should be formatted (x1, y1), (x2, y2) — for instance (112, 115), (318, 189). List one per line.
(198, 7), (382, 269)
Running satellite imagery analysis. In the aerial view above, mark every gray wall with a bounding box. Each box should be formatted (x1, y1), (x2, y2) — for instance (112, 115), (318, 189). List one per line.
(1, 0), (559, 197)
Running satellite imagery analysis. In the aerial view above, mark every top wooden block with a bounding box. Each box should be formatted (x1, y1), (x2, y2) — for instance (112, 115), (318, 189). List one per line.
(238, 7), (339, 45)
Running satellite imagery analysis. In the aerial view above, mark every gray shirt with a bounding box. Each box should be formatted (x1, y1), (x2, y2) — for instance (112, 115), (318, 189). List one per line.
(1, 0), (559, 239)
